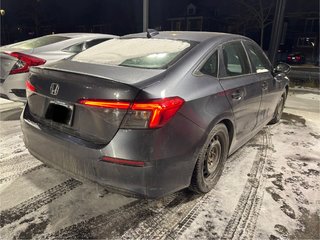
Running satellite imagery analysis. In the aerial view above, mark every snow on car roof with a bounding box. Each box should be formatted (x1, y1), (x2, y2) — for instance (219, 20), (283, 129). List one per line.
(73, 38), (191, 66)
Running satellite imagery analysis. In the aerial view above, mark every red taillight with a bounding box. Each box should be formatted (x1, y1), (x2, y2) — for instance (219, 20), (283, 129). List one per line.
(287, 56), (292, 60)
(5, 52), (46, 75)
(78, 97), (185, 129)
(295, 56), (301, 61)
(78, 99), (131, 109)
(26, 80), (36, 92)
(101, 156), (145, 167)
(131, 97), (185, 128)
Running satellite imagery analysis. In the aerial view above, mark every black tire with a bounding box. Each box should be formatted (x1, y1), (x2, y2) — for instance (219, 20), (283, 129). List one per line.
(269, 92), (286, 124)
(190, 123), (229, 193)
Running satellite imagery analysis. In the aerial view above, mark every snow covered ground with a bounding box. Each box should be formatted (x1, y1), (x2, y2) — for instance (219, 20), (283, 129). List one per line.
(0, 90), (319, 239)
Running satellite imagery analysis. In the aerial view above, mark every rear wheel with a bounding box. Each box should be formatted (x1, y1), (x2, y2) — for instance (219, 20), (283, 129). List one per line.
(269, 92), (286, 124)
(190, 123), (229, 193)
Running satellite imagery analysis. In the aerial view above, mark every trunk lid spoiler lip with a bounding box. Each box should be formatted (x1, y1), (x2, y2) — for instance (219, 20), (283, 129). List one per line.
(31, 60), (165, 87)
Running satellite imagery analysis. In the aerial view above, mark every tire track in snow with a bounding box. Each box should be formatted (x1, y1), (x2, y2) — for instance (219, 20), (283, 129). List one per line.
(0, 154), (40, 176)
(0, 121), (26, 159)
(119, 130), (259, 239)
(0, 143), (27, 160)
(0, 178), (82, 227)
(43, 192), (187, 239)
(121, 131), (258, 240)
(221, 128), (270, 240)
(166, 129), (270, 240)
(165, 192), (218, 240)
(0, 152), (29, 164)
(0, 151), (44, 183)
(120, 191), (200, 240)
(0, 164), (46, 184)
(0, 135), (24, 151)
(165, 134), (260, 240)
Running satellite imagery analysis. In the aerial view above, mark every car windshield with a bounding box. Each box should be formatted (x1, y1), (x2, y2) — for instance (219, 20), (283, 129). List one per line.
(72, 38), (193, 69)
(5, 35), (70, 50)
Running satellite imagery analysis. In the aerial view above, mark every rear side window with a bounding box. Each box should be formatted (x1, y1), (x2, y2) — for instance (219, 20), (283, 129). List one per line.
(200, 51), (218, 77)
(222, 42), (250, 77)
(84, 38), (109, 49)
(63, 39), (110, 54)
(245, 42), (271, 73)
(63, 42), (84, 53)
(6, 36), (70, 50)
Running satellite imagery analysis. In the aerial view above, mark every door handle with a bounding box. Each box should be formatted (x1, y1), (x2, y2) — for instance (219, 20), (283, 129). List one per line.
(231, 91), (242, 100)
(262, 81), (268, 90)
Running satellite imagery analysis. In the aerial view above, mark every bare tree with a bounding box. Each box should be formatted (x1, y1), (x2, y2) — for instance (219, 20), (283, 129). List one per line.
(236, 0), (275, 48)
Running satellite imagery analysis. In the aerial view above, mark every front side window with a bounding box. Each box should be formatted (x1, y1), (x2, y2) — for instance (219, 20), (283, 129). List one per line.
(200, 51), (218, 77)
(222, 42), (250, 77)
(73, 38), (194, 69)
(245, 42), (271, 73)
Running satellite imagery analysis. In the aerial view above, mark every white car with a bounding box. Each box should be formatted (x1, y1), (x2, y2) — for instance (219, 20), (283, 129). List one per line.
(0, 33), (118, 102)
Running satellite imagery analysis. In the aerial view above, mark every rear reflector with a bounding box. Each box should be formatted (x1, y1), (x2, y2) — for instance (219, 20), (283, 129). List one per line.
(26, 80), (36, 92)
(5, 52), (46, 75)
(101, 156), (145, 167)
(78, 97), (185, 129)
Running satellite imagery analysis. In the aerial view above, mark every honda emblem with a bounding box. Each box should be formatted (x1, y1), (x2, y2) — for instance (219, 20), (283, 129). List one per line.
(50, 83), (60, 96)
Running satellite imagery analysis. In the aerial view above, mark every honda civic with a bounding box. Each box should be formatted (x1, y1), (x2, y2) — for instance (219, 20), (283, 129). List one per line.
(21, 31), (290, 198)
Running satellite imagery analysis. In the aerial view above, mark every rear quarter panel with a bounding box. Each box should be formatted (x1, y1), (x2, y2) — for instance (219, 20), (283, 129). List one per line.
(139, 40), (236, 154)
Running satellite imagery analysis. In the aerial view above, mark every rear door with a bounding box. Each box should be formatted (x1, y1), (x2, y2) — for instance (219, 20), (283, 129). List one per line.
(243, 41), (279, 124)
(218, 41), (262, 141)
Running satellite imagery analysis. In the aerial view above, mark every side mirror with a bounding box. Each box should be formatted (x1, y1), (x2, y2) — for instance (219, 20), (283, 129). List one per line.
(274, 62), (291, 74)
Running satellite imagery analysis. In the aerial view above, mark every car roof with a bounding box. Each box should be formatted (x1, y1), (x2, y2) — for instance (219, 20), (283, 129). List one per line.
(51, 33), (118, 39)
(122, 31), (247, 43)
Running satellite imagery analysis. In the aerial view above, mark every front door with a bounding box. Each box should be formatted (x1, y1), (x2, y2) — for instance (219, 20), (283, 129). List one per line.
(243, 41), (280, 124)
(218, 41), (262, 141)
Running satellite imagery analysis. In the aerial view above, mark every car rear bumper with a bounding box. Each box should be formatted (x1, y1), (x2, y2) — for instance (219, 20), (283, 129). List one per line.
(21, 105), (204, 198)
(0, 73), (28, 102)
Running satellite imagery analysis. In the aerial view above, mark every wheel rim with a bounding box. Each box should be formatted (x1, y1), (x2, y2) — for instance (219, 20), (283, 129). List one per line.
(203, 136), (222, 178)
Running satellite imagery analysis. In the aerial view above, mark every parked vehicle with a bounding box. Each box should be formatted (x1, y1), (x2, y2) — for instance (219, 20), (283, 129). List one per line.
(21, 31), (290, 198)
(0, 33), (118, 102)
(286, 52), (305, 65)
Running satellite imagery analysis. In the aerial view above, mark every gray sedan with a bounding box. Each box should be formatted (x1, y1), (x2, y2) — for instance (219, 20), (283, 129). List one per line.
(0, 33), (117, 102)
(21, 31), (290, 198)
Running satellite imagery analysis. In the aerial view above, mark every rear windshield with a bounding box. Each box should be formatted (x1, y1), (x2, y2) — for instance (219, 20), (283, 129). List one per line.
(72, 38), (193, 69)
(6, 35), (70, 50)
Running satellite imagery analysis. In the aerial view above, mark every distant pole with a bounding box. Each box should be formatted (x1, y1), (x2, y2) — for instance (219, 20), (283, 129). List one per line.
(143, 0), (149, 32)
(268, 0), (287, 66)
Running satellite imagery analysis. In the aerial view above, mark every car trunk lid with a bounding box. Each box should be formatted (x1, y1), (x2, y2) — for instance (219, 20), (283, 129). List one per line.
(27, 65), (150, 144)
